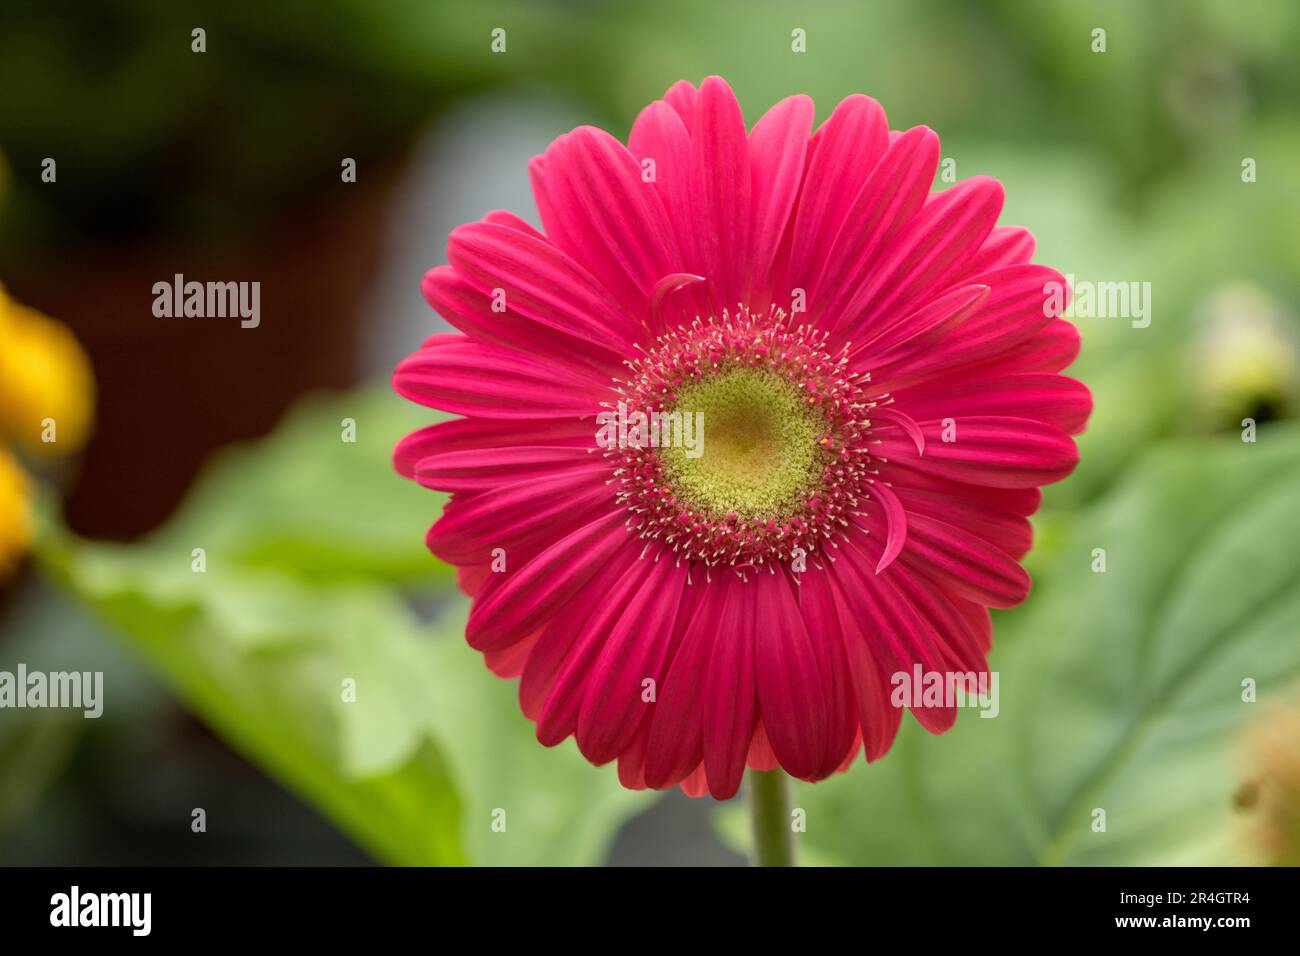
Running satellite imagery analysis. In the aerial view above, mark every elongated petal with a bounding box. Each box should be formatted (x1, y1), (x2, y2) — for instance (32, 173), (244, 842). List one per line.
(835, 530), (956, 732)
(393, 335), (606, 419)
(787, 95), (889, 293)
(875, 466), (1044, 517)
(533, 127), (683, 326)
(898, 511), (1031, 608)
(426, 466), (613, 563)
(394, 417), (591, 479)
(690, 76), (751, 312)
(797, 569), (862, 777)
(845, 176), (1005, 339)
(447, 221), (642, 349)
(873, 415), (1079, 489)
(965, 225), (1035, 274)
(628, 100), (707, 328)
(701, 578), (759, 798)
(873, 264), (1066, 389)
(467, 509), (629, 651)
(644, 578), (734, 789)
(816, 126), (940, 332)
(855, 282), (988, 366)
(416, 445), (598, 493)
(577, 557), (689, 763)
(748, 94), (814, 298)
(663, 79), (699, 127)
(753, 570), (828, 779)
(422, 264), (620, 376)
(868, 479), (909, 573)
(893, 484), (1033, 560)
(826, 571), (903, 760)
(894, 373), (1093, 435)
(519, 545), (641, 721)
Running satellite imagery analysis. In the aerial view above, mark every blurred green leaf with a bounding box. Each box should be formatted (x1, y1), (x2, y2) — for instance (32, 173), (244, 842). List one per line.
(39, 539), (468, 865)
(425, 602), (654, 866)
(0, 711), (81, 841)
(153, 387), (454, 588)
(721, 423), (1300, 865)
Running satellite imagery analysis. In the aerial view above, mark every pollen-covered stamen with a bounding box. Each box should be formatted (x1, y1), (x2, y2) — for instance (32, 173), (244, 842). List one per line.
(667, 367), (829, 519)
(608, 305), (916, 570)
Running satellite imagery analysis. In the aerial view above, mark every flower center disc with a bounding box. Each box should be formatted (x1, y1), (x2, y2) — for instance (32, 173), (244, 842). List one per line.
(659, 368), (825, 520)
(610, 306), (881, 572)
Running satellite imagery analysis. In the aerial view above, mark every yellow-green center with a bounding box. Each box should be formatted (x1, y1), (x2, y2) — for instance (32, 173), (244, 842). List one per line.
(658, 368), (826, 520)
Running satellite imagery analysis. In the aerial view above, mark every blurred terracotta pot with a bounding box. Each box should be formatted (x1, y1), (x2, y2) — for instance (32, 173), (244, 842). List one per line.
(7, 157), (407, 540)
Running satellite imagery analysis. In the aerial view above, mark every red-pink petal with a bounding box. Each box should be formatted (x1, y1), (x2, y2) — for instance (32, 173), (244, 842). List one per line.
(797, 569), (862, 777)
(868, 479), (909, 573)
(854, 282), (989, 366)
(898, 510), (1031, 609)
(466, 509), (629, 652)
(893, 484), (1034, 560)
(447, 221), (641, 350)
(815, 126), (940, 332)
(426, 466), (612, 564)
(393, 335), (605, 420)
(576, 557), (689, 764)
(532, 126), (683, 327)
(393, 417), (591, 479)
(644, 581), (732, 789)
(826, 573), (903, 761)
(747, 94), (814, 300)
(518, 545), (641, 721)
(482, 208), (546, 241)
(752, 570), (828, 780)
(692, 577), (757, 798)
(847, 176), (1005, 340)
(873, 415), (1079, 489)
(873, 264), (1066, 389)
(663, 79), (699, 128)
(894, 373), (1093, 435)
(786, 95), (889, 295)
(965, 225), (1036, 274)
(422, 264), (620, 376)
(690, 76), (751, 312)
(415, 445), (597, 493)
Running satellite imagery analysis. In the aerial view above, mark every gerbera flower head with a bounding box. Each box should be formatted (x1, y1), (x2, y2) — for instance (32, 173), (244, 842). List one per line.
(394, 77), (1090, 799)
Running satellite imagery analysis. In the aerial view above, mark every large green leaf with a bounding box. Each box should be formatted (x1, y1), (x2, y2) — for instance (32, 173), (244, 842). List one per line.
(422, 602), (654, 867)
(155, 387), (455, 588)
(39, 537), (468, 865)
(722, 423), (1300, 865)
(38, 387), (653, 865)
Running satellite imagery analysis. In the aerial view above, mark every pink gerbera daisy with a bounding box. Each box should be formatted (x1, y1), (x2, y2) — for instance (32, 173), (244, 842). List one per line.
(393, 77), (1090, 801)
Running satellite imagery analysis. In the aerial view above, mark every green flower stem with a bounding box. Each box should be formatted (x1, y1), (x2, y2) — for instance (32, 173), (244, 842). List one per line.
(748, 769), (796, 867)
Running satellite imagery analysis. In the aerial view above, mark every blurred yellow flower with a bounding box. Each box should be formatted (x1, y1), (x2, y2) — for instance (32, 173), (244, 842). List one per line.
(0, 283), (95, 453)
(1246, 701), (1300, 866)
(1193, 283), (1300, 428)
(0, 446), (33, 577)
(0, 284), (94, 578)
